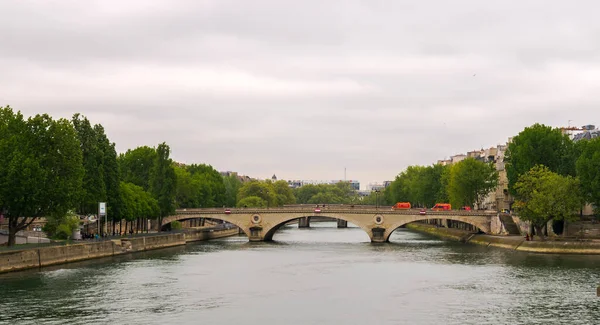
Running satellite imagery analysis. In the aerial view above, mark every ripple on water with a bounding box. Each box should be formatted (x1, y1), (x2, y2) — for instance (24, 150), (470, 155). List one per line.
(1, 226), (600, 325)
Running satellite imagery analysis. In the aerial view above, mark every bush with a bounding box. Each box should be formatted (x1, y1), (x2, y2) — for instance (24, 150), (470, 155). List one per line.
(43, 211), (80, 240)
(171, 220), (182, 230)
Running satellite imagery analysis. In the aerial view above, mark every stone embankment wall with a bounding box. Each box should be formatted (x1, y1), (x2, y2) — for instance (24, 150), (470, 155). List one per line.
(404, 223), (473, 242)
(405, 223), (600, 254)
(565, 221), (600, 238)
(0, 228), (238, 274)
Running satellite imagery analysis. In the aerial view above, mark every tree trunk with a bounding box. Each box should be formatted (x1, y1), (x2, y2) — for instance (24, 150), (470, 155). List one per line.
(119, 219), (122, 235)
(534, 225), (545, 241)
(8, 227), (16, 246)
(7, 216), (36, 247)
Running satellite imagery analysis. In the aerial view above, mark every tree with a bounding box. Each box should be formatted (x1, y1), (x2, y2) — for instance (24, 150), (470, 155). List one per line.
(514, 165), (582, 239)
(384, 164), (449, 207)
(237, 181), (277, 207)
(223, 174), (242, 207)
(0, 106), (83, 246)
(149, 143), (177, 228)
(272, 180), (296, 206)
(118, 146), (157, 191)
(576, 138), (600, 214)
(120, 182), (159, 232)
(72, 114), (105, 216)
(293, 182), (357, 205)
(237, 196), (267, 208)
(294, 184), (321, 204)
(506, 123), (575, 194)
(385, 174), (409, 204)
(447, 158), (498, 208)
(72, 116), (122, 234)
(186, 164), (226, 207)
(43, 210), (80, 240)
(94, 124), (122, 230)
(360, 190), (387, 206)
(174, 164), (228, 208)
(174, 166), (198, 208)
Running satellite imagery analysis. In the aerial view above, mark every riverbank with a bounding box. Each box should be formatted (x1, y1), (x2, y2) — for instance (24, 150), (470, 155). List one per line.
(405, 223), (600, 254)
(0, 227), (238, 274)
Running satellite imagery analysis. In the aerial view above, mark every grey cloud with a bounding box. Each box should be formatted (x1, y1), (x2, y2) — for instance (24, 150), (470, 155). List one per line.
(1, 0), (600, 186)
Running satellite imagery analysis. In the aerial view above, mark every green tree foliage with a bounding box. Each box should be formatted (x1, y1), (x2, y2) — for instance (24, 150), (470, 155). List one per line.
(118, 146), (157, 191)
(0, 106), (83, 246)
(386, 164), (449, 207)
(237, 181), (277, 207)
(506, 123), (575, 195)
(120, 182), (159, 222)
(447, 158), (499, 208)
(72, 114), (106, 216)
(293, 182), (357, 205)
(294, 184), (321, 204)
(358, 190), (387, 206)
(576, 138), (600, 213)
(237, 196), (267, 208)
(272, 180), (296, 206)
(43, 211), (80, 240)
(174, 166), (198, 208)
(149, 143), (177, 227)
(514, 165), (582, 238)
(94, 124), (122, 224)
(170, 220), (182, 230)
(174, 163), (227, 208)
(223, 174), (242, 207)
(72, 115), (122, 230)
(186, 164), (226, 207)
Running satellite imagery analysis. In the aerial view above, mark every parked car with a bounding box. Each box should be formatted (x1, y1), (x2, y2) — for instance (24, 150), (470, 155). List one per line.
(314, 208), (321, 213)
(419, 209), (427, 215)
(224, 209), (231, 215)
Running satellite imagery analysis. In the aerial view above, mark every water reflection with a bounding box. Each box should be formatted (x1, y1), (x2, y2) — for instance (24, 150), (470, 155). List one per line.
(1, 223), (599, 325)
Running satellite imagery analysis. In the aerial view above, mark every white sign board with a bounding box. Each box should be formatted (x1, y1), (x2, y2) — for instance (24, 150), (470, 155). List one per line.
(99, 202), (106, 216)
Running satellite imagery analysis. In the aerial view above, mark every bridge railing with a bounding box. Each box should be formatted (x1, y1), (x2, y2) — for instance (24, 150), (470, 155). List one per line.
(175, 207), (496, 217)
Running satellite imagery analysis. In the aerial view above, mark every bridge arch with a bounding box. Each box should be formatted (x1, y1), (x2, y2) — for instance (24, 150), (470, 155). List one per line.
(383, 215), (489, 242)
(162, 213), (253, 238)
(262, 214), (372, 241)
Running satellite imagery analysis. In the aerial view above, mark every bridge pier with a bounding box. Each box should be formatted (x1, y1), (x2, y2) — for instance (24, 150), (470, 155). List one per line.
(298, 217), (311, 228)
(248, 226), (264, 241)
(337, 219), (348, 228)
(371, 227), (386, 243)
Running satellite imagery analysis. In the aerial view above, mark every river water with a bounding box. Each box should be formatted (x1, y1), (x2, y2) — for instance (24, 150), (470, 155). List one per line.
(1, 222), (599, 325)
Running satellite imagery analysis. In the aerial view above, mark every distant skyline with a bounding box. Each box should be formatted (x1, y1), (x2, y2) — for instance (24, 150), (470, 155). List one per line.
(1, 1), (599, 188)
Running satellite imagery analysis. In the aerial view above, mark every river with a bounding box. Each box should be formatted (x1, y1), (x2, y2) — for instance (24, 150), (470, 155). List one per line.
(1, 222), (599, 325)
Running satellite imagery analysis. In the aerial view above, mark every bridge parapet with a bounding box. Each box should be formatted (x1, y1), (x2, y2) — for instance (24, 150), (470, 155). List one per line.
(175, 208), (496, 217)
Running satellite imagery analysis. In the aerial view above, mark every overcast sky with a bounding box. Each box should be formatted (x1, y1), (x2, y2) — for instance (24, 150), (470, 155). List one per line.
(1, 1), (599, 188)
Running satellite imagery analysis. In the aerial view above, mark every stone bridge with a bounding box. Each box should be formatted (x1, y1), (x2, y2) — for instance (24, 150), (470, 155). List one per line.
(163, 207), (501, 243)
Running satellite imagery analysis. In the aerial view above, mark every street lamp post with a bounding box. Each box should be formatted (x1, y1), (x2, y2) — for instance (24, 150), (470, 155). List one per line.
(374, 189), (380, 210)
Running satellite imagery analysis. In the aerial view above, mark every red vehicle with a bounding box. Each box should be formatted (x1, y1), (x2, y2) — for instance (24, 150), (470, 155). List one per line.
(392, 202), (412, 210)
(314, 208), (321, 213)
(225, 209), (231, 214)
(461, 206), (472, 211)
(419, 209), (427, 215)
(431, 203), (452, 211)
